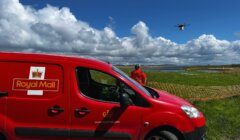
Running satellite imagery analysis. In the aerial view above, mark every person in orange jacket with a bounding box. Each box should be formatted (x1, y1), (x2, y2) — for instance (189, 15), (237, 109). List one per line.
(130, 64), (147, 86)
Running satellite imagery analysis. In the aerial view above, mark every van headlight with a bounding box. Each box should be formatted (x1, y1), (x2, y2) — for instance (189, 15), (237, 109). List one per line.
(181, 105), (200, 118)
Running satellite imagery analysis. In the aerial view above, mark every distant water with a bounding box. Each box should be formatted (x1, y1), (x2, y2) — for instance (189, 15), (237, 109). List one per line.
(144, 69), (185, 72)
(160, 69), (185, 72)
(142, 66), (221, 73)
(196, 70), (221, 73)
(142, 66), (184, 72)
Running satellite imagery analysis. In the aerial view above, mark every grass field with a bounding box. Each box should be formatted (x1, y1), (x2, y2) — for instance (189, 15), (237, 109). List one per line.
(147, 71), (240, 86)
(194, 96), (240, 140)
(121, 67), (240, 86)
(119, 66), (240, 139)
(120, 67), (240, 100)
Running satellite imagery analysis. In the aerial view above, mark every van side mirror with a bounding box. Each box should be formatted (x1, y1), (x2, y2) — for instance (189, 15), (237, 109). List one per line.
(119, 93), (132, 108)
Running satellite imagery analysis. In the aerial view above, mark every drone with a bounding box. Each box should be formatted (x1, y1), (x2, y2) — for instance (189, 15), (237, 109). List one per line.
(175, 23), (189, 30)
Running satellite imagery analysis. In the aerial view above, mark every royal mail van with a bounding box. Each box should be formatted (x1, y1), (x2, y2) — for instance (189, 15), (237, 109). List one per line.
(0, 52), (205, 140)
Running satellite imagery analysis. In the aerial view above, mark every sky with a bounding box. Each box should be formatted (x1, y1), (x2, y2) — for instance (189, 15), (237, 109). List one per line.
(0, 0), (240, 65)
(20, 0), (240, 43)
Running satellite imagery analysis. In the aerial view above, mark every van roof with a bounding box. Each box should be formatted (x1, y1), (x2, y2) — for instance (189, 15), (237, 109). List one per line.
(0, 51), (111, 68)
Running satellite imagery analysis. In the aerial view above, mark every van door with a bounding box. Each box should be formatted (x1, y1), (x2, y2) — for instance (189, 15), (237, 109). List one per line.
(0, 62), (8, 136)
(70, 67), (148, 140)
(1, 62), (68, 140)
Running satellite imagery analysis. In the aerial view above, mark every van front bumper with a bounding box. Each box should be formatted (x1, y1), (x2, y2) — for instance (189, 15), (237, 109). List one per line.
(183, 126), (205, 140)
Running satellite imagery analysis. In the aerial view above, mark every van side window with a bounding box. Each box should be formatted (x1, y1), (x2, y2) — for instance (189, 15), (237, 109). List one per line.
(90, 70), (117, 86)
(76, 67), (148, 106)
(76, 67), (120, 102)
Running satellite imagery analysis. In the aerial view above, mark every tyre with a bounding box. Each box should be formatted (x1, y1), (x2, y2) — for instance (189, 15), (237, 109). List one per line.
(146, 130), (178, 140)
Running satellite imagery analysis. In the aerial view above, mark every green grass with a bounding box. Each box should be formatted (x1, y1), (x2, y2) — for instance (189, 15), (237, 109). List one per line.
(146, 71), (240, 86)
(120, 67), (240, 86)
(193, 96), (240, 140)
(120, 67), (240, 100)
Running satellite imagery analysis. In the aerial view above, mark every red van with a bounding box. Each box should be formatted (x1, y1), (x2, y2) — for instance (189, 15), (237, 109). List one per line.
(0, 52), (205, 140)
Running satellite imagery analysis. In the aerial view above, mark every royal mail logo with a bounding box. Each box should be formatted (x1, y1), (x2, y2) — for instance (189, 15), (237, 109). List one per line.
(29, 67), (45, 80)
(32, 69), (43, 78)
(13, 79), (59, 91)
(12, 66), (60, 95)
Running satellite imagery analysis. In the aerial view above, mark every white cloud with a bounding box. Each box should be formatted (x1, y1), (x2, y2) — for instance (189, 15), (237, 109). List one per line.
(0, 0), (239, 65)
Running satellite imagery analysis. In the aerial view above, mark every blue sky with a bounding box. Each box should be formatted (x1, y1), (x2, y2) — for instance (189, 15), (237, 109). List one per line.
(20, 0), (240, 43)
(0, 0), (240, 65)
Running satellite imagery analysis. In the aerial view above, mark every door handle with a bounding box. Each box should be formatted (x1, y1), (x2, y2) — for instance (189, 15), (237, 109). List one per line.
(0, 92), (8, 97)
(75, 108), (91, 115)
(48, 105), (64, 114)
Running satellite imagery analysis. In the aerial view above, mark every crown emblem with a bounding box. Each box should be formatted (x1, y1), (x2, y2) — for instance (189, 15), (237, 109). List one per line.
(32, 69), (42, 78)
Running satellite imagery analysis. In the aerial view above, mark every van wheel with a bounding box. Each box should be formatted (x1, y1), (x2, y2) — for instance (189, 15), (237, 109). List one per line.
(146, 131), (178, 140)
